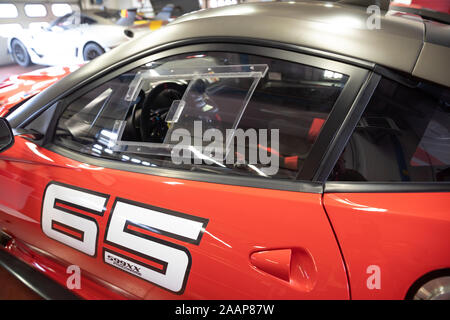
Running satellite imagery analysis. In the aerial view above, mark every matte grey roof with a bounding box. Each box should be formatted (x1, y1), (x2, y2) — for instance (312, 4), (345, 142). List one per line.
(170, 1), (426, 71)
(114, 0), (448, 84)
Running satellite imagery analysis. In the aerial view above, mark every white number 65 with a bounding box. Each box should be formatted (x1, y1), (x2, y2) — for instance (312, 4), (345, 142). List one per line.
(41, 182), (108, 257)
(41, 182), (209, 294)
(105, 198), (208, 294)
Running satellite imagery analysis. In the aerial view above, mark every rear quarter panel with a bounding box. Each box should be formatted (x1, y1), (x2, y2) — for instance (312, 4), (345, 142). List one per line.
(324, 192), (450, 299)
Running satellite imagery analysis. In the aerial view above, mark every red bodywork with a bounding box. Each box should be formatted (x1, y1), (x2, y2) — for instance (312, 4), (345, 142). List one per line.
(0, 137), (348, 299)
(391, 0), (450, 14)
(0, 67), (448, 300)
(0, 65), (80, 117)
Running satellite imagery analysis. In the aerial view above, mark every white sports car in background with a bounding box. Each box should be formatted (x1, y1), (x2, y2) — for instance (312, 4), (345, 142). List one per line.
(7, 11), (136, 67)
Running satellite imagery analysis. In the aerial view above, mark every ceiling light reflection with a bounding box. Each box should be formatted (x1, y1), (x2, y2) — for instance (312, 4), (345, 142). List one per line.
(25, 142), (54, 162)
(336, 198), (387, 213)
(204, 230), (232, 249)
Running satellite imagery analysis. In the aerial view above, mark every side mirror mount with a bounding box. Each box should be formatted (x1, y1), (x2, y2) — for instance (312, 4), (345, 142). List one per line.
(0, 118), (14, 153)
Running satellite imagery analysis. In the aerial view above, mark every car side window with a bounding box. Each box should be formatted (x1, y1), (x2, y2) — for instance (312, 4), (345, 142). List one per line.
(329, 77), (450, 182)
(54, 52), (349, 180)
(80, 15), (97, 25)
(52, 12), (77, 29)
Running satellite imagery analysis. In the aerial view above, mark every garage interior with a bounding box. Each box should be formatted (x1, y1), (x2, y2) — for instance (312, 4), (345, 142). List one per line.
(0, 0), (448, 301)
(0, 0), (247, 82)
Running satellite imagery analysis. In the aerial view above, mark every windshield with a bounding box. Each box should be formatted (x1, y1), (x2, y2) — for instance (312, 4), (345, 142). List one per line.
(50, 12), (77, 28)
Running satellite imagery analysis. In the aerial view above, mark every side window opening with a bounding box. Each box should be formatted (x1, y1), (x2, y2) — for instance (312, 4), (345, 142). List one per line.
(329, 77), (450, 182)
(80, 15), (97, 25)
(54, 52), (349, 180)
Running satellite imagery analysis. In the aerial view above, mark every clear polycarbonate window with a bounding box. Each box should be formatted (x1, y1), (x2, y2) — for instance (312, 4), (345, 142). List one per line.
(55, 52), (349, 179)
(105, 64), (268, 158)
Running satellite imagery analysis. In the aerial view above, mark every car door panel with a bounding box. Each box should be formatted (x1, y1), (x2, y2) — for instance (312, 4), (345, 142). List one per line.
(0, 136), (349, 299)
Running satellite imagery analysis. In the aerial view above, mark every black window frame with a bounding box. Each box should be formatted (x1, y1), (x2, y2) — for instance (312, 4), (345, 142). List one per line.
(20, 43), (370, 193)
(322, 69), (450, 193)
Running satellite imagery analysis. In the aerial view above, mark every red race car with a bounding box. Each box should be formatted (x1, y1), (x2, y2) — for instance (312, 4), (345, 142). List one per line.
(0, 65), (80, 117)
(0, 1), (449, 300)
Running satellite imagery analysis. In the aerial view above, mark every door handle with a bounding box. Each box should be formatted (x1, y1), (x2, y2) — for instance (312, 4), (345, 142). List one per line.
(250, 248), (318, 291)
(250, 249), (291, 281)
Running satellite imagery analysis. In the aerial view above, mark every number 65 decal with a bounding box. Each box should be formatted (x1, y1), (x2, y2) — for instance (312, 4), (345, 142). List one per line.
(42, 182), (209, 294)
(41, 182), (109, 257)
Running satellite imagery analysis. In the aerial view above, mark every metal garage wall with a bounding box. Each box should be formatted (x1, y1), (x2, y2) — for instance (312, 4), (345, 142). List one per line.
(0, 0), (81, 65)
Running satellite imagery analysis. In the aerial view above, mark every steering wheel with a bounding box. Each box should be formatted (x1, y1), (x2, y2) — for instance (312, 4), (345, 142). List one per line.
(140, 82), (186, 143)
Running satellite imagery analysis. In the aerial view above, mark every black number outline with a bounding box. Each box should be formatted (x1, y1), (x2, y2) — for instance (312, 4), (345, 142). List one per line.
(103, 197), (209, 294)
(41, 182), (210, 294)
(41, 181), (109, 257)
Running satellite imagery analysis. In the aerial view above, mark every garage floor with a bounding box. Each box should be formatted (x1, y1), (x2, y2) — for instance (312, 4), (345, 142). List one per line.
(0, 64), (43, 82)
